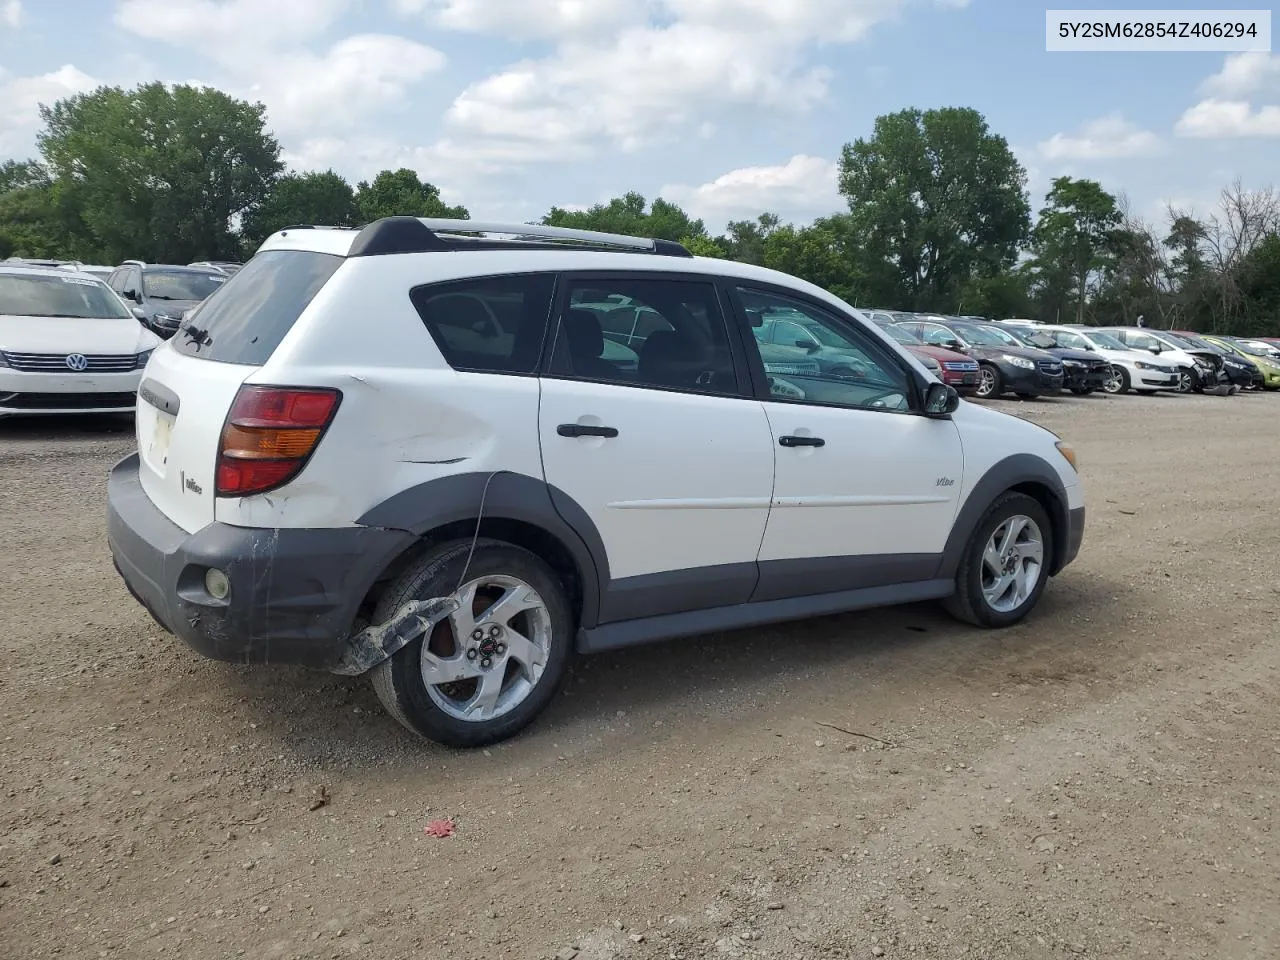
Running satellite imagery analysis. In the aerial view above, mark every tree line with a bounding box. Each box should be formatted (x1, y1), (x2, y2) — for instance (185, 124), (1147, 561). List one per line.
(1, 82), (1276, 335)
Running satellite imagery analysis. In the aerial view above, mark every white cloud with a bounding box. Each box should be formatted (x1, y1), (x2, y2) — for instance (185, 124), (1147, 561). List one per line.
(432, 0), (969, 168)
(393, 0), (644, 40)
(661, 154), (841, 228)
(0, 64), (98, 158)
(1, 0), (22, 29)
(1201, 52), (1280, 97)
(115, 0), (351, 56)
(1175, 99), (1280, 139)
(246, 35), (445, 136)
(115, 1), (444, 138)
(1036, 114), (1161, 161)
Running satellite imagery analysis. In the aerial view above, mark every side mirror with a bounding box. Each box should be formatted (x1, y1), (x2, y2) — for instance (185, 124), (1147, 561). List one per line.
(1148, 344), (1161, 354)
(123, 289), (140, 303)
(794, 339), (819, 353)
(130, 306), (147, 321)
(923, 381), (960, 418)
(946, 340), (966, 353)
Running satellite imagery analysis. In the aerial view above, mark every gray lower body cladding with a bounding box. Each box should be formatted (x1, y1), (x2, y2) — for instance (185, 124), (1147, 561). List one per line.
(107, 454), (413, 669)
(106, 458), (1086, 671)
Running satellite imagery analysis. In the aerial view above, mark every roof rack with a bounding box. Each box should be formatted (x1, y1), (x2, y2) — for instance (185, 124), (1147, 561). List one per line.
(346, 216), (694, 259)
(122, 259), (147, 267)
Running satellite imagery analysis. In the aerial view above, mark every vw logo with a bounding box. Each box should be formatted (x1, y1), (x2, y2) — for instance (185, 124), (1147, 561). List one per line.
(65, 354), (89, 372)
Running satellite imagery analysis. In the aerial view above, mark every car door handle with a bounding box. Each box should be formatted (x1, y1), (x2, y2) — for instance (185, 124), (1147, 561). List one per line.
(779, 435), (825, 448)
(557, 423), (619, 439)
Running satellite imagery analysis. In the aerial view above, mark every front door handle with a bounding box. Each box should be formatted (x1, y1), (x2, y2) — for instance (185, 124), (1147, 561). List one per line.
(779, 435), (825, 448)
(557, 423), (619, 439)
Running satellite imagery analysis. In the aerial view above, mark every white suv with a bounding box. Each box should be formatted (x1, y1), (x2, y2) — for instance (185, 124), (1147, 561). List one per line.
(107, 219), (1086, 747)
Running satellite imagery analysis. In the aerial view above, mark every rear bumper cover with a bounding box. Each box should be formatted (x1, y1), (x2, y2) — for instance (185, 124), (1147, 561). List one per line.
(106, 454), (413, 669)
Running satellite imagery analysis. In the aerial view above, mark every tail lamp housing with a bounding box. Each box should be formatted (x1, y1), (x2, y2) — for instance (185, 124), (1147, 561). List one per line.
(215, 385), (342, 497)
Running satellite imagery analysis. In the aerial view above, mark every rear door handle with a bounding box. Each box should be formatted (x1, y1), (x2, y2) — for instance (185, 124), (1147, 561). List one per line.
(557, 423), (619, 439)
(779, 435), (825, 448)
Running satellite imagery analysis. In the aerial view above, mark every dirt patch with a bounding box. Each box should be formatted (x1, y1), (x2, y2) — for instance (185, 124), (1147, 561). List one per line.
(2, 394), (1279, 960)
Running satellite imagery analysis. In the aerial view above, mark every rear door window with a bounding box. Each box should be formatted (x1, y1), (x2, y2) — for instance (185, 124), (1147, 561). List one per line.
(170, 250), (342, 364)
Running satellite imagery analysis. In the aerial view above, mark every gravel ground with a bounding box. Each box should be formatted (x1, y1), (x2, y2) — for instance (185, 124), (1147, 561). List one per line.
(2, 391), (1279, 960)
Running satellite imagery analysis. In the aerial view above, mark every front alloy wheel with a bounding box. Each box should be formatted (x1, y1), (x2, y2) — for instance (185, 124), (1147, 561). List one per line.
(1102, 365), (1128, 394)
(944, 492), (1053, 628)
(975, 364), (1002, 399)
(1177, 369), (1194, 393)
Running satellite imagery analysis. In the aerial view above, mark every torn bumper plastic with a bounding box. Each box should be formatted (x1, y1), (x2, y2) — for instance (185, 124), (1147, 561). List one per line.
(106, 453), (415, 670)
(331, 596), (461, 676)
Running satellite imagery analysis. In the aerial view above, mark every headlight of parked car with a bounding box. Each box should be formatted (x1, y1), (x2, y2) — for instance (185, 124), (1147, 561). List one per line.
(1003, 354), (1035, 370)
(135, 349), (154, 370)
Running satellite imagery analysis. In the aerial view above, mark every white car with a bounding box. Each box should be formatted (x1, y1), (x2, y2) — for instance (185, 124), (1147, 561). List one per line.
(0, 264), (160, 418)
(1092, 327), (1217, 393)
(1039, 326), (1179, 394)
(106, 218), (1086, 748)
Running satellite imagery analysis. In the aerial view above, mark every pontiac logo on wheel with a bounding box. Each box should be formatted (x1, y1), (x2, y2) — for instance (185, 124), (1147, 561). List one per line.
(65, 354), (89, 372)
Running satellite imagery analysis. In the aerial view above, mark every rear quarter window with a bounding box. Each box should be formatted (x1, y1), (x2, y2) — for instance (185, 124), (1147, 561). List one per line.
(410, 273), (556, 374)
(171, 251), (342, 365)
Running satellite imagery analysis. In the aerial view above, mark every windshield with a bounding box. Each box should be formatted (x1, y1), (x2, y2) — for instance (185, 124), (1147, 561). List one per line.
(953, 323), (1018, 347)
(877, 322), (919, 345)
(1159, 332), (1197, 349)
(1234, 340), (1272, 357)
(1084, 330), (1126, 350)
(0, 273), (132, 319)
(143, 270), (226, 302)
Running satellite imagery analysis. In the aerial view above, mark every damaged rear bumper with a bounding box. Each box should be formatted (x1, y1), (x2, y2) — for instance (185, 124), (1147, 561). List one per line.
(106, 453), (414, 670)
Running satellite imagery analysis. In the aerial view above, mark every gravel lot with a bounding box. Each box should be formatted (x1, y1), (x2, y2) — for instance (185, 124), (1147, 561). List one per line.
(3, 392), (1279, 960)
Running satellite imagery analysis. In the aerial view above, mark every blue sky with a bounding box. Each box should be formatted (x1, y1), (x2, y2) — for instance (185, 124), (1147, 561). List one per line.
(1, 0), (1277, 233)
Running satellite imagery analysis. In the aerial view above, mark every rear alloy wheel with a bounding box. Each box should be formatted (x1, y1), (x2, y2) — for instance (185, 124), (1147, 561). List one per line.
(1102, 365), (1129, 394)
(975, 364), (1002, 399)
(944, 492), (1053, 628)
(371, 539), (573, 748)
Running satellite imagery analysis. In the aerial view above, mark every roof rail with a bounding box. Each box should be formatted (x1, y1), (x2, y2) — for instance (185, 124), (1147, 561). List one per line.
(121, 259), (147, 267)
(346, 216), (694, 259)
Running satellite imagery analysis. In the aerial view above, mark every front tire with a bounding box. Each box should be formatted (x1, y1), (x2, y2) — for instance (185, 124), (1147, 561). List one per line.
(975, 364), (1003, 399)
(1103, 366), (1129, 394)
(370, 539), (574, 748)
(1177, 369), (1195, 393)
(944, 493), (1053, 628)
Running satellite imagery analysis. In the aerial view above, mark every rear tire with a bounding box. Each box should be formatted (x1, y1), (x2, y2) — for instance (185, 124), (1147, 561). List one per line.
(944, 493), (1054, 629)
(370, 539), (574, 748)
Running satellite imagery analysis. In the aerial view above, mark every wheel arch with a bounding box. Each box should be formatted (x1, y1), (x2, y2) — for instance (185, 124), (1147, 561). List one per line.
(939, 455), (1071, 581)
(355, 472), (607, 630)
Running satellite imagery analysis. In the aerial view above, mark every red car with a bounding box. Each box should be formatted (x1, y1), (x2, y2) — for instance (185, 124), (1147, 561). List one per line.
(872, 319), (981, 394)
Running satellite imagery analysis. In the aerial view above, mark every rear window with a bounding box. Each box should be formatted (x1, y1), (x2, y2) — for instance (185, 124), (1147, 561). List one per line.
(171, 251), (342, 365)
(143, 269), (226, 302)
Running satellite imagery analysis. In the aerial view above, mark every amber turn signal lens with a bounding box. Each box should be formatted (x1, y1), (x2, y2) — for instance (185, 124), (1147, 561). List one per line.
(220, 424), (323, 459)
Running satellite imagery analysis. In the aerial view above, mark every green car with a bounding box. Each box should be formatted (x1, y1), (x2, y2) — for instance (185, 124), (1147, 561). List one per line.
(1201, 334), (1280, 390)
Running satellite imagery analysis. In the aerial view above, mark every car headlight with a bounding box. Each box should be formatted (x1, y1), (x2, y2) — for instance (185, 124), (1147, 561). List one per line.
(135, 348), (154, 370)
(1003, 354), (1035, 370)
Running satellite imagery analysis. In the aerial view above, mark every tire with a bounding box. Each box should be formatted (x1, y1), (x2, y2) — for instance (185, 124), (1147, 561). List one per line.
(370, 538), (574, 748)
(1102, 366), (1129, 395)
(975, 364), (1002, 399)
(1069, 387), (1093, 396)
(943, 492), (1054, 629)
(1177, 369), (1195, 393)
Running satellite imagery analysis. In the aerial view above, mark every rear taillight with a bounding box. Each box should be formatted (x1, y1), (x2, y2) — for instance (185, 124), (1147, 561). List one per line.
(215, 386), (342, 497)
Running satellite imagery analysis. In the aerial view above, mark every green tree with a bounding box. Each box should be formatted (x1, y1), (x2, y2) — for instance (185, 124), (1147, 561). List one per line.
(1028, 177), (1121, 324)
(354, 168), (468, 222)
(838, 107), (1030, 310)
(543, 192), (707, 242)
(680, 234), (726, 257)
(719, 213), (781, 265)
(0, 159), (49, 194)
(242, 170), (358, 249)
(1239, 232), (1280, 334)
(37, 82), (282, 263)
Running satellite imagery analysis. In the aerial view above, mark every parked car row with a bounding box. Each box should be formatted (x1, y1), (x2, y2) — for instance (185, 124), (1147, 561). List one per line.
(861, 307), (1278, 399)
